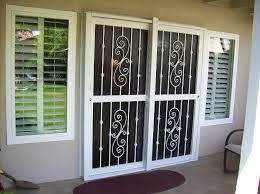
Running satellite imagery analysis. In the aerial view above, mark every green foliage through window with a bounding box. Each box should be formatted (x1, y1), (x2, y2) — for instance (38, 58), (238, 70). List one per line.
(15, 16), (69, 136)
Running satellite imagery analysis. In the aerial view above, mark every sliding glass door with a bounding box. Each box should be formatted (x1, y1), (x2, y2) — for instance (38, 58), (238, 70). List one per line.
(84, 13), (203, 180)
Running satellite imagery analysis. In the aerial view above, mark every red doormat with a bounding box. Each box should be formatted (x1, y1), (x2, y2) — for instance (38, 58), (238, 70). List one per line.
(74, 170), (185, 194)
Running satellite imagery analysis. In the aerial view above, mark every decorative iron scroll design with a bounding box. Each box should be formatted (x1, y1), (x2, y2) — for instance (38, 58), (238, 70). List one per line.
(165, 107), (181, 152)
(113, 35), (130, 89)
(169, 40), (184, 88)
(111, 109), (128, 160)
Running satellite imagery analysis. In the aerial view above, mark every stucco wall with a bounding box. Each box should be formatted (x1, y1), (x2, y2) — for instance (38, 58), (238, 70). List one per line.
(0, 0), (252, 183)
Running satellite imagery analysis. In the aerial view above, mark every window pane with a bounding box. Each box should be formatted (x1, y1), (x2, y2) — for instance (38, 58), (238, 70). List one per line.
(205, 37), (234, 120)
(15, 15), (68, 136)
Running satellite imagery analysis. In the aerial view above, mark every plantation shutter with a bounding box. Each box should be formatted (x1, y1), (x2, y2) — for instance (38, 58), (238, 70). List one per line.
(205, 37), (234, 120)
(15, 15), (68, 136)
(43, 18), (68, 133)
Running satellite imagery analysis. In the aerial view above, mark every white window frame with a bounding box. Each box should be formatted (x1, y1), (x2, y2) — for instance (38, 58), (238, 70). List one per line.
(201, 31), (239, 126)
(6, 5), (77, 145)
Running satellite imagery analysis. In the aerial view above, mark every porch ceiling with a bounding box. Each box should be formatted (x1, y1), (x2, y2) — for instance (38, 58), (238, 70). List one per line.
(203, 0), (254, 15)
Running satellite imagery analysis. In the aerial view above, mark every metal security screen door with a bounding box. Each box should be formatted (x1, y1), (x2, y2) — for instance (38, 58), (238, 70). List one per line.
(84, 14), (150, 180)
(84, 13), (203, 180)
(149, 24), (203, 168)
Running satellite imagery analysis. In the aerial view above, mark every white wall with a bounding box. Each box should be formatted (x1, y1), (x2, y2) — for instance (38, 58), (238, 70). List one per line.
(236, 0), (260, 193)
(0, 0), (252, 183)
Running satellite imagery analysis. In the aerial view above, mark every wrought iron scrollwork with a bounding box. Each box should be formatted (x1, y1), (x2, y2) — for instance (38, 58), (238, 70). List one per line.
(169, 40), (184, 88)
(111, 109), (127, 159)
(113, 35), (130, 89)
(166, 107), (181, 152)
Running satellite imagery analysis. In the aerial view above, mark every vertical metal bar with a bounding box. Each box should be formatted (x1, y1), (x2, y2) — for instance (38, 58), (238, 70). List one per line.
(177, 34), (186, 157)
(137, 30), (142, 96)
(117, 27), (124, 165)
(101, 25), (105, 96)
(126, 100), (130, 163)
(99, 103), (103, 168)
(134, 29), (142, 162)
(174, 33), (180, 95)
(134, 102), (139, 162)
(163, 32), (172, 159)
(99, 25), (105, 167)
(126, 28), (133, 164)
(108, 26), (115, 166)
(171, 33), (180, 158)
(155, 31), (164, 160)
(128, 28), (133, 94)
(184, 35), (193, 155)
(188, 35), (194, 98)
(184, 104), (190, 156)
(119, 27), (123, 110)
(181, 34), (187, 94)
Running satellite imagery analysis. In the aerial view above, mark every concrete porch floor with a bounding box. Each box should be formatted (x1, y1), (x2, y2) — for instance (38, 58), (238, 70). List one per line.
(6, 153), (239, 194)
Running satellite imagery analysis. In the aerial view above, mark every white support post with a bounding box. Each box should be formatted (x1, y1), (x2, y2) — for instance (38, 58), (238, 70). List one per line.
(235, 0), (260, 193)
(144, 17), (158, 170)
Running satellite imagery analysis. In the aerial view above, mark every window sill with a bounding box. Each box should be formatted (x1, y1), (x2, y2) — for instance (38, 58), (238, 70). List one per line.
(201, 118), (233, 127)
(7, 132), (75, 145)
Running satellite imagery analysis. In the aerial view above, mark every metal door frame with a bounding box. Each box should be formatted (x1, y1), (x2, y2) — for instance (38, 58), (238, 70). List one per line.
(146, 21), (205, 170)
(84, 12), (151, 180)
(84, 12), (205, 180)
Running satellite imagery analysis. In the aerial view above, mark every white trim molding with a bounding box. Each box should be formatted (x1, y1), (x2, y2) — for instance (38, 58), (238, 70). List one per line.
(6, 5), (77, 144)
(201, 30), (239, 126)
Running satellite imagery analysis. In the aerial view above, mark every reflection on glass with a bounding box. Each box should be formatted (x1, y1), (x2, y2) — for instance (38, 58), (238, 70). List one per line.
(14, 15), (69, 136)
(209, 37), (231, 53)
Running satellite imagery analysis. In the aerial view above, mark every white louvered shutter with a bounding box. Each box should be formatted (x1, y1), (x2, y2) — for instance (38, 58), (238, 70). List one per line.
(15, 15), (68, 136)
(205, 37), (234, 120)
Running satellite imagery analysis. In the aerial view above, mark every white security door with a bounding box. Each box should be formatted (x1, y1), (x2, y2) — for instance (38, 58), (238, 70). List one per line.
(84, 14), (204, 180)
(148, 23), (203, 168)
(84, 14), (150, 180)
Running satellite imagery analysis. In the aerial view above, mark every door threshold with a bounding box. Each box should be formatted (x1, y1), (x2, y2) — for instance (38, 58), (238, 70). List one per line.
(85, 165), (145, 181)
